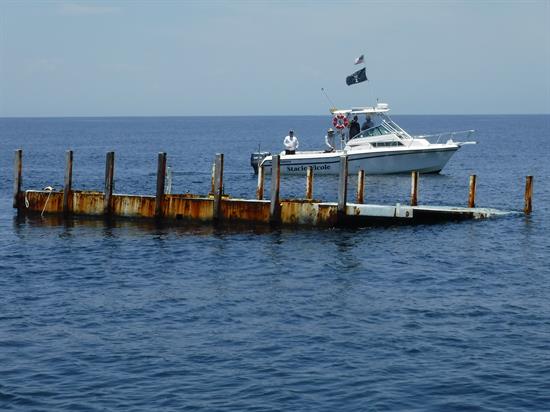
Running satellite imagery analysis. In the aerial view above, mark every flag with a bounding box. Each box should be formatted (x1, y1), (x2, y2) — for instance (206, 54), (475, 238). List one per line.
(354, 54), (364, 65)
(346, 67), (368, 86)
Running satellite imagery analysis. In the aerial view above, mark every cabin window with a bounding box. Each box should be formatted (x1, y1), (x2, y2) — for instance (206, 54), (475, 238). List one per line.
(371, 141), (404, 147)
(358, 125), (391, 138)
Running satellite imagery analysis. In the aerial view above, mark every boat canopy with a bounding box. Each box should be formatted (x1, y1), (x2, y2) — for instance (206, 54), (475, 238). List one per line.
(331, 103), (390, 115)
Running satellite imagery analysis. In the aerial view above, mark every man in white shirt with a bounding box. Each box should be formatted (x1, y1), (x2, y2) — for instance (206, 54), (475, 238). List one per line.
(283, 130), (299, 155)
(324, 128), (335, 152)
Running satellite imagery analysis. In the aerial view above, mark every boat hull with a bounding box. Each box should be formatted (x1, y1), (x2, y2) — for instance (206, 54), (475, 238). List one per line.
(260, 146), (460, 175)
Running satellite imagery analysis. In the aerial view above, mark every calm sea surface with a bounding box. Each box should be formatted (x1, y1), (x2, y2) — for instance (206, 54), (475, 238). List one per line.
(1, 115), (549, 411)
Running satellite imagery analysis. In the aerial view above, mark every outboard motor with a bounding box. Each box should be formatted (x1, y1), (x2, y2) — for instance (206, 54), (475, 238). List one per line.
(250, 151), (270, 174)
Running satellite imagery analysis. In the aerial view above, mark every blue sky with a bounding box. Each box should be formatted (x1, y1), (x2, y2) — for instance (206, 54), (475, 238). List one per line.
(1, 0), (549, 116)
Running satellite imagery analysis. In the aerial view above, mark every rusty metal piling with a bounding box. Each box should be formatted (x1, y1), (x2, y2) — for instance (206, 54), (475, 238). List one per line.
(524, 175), (533, 215)
(155, 152), (167, 219)
(337, 155), (348, 218)
(13, 149), (22, 209)
(213, 153), (224, 221)
(210, 162), (216, 195)
(256, 164), (264, 200)
(270, 154), (281, 224)
(104, 151), (115, 215)
(306, 166), (313, 200)
(468, 174), (477, 208)
(356, 169), (365, 204)
(410, 171), (419, 207)
(63, 150), (73, 215)
(14, 149), (525, 227)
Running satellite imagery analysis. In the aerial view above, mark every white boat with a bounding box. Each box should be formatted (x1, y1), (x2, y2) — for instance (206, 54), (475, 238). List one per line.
(252, 103), (476, 175)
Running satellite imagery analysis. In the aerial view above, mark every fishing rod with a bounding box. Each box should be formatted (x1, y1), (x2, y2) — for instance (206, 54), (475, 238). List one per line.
(321, 87), (338, 111)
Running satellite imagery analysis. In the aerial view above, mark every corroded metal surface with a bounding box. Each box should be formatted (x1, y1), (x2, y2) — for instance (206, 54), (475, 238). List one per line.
(221, 199), (270, 223)
(13, 150), (22, 209)
(155, 152), (167, 218)
(63, 150), (73, 214)
(281, 200), (317, 225)
(317, 203), (338, 226)
(524, 176), (533, 215)
(410, 171), (419, 206)
(113, 194), (156, 218)
(280, 200), (338, 226)
(21, 191), (64, 214)
(72, 191), (104, 215)
(16, 189), (507, 227)
(468, 175), (477, 208)
(164, 195), (213, 221)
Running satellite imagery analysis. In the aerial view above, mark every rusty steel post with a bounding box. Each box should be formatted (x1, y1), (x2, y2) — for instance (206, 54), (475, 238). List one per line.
(410, 171), (419, 207)
(13, 149), (22, 209)
(155, 152), (167, 219)
(213, 153), (224, 220)
(210, 162), (215, 195)
(356, 169), (365, 204)
(270, 155), (280, 223)
(337, 155), (348, 215)
(104, 151), (115, 215)
(63, 150), (73, 215)
(306, 166), (313, 200)
(256, 164), (264, 200)
(468, 174), (477, 208)
(524, 175), (533, 215)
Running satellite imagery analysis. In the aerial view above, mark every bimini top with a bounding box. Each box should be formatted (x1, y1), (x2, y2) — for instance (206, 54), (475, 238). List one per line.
(330, 102), (390, 115)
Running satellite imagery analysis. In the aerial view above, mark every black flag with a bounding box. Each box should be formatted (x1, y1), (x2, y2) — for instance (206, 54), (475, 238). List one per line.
(346, 67), (368, 86)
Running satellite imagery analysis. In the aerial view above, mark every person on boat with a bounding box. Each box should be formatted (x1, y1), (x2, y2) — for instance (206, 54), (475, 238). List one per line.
(361, 115), (373, 131)
(283, 130), (299, 155)
(349, 116), (360, 140)
(324, 128), (335, 152)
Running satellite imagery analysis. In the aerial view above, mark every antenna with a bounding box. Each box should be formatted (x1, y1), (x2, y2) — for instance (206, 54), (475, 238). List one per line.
(321, 88), (337, 111)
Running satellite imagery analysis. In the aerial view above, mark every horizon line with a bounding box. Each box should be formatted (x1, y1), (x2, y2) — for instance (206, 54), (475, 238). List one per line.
(1, 113), (549, 120)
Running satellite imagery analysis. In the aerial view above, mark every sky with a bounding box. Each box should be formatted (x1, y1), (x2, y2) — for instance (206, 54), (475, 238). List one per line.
(1, 0), (549, 116)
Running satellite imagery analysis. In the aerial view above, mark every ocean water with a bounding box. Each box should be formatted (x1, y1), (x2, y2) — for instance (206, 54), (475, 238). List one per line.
(1, 115), (549, 411)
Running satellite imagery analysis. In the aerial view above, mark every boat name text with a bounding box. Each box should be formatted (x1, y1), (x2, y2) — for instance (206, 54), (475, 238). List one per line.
(286, 165), (331, 172)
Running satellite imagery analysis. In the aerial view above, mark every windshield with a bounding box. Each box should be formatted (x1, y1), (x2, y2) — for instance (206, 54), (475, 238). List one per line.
(354, 125), (392, 139)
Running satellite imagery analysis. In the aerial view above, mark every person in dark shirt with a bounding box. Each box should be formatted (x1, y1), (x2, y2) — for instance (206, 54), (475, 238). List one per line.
(348, 115), (360, 140)
(361, 115), (373, 131)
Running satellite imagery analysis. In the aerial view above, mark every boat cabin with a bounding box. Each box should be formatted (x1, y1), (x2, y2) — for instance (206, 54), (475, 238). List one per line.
(331, 103), (416, 150)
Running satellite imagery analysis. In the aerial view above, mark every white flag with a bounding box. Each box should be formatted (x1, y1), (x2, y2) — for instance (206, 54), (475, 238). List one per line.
(354, 54), (364, 65)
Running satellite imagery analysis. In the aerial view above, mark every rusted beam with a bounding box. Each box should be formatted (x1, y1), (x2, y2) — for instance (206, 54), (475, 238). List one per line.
(13, 149), (22, 209)
(356, 169), (365, 204)
(410, 171), (419, 207)
(524, 175), (533, 215)
(63, 150), (73, 215)
(210, 162), (215, 195)
(155, 152), (167, 219)
(165, 166), (172, 194)
(468, 174), (477, 208)
(256, 164), (264, 200)
(305, 166), (313, 200)
(337, 155), (348, 216)
(270, 154), (281, 223)
(213, 153), (224, 220)
(104, 151), (115, 215)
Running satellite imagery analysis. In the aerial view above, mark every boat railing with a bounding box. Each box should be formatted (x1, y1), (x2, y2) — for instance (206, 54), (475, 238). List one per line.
(415, 129), (476, 144)
(381, 118), (412, 139)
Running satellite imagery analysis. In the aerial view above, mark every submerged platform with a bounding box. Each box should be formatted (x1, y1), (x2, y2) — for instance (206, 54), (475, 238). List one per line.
(12, 150), (532, 228)
(17, 190), (510, 226)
